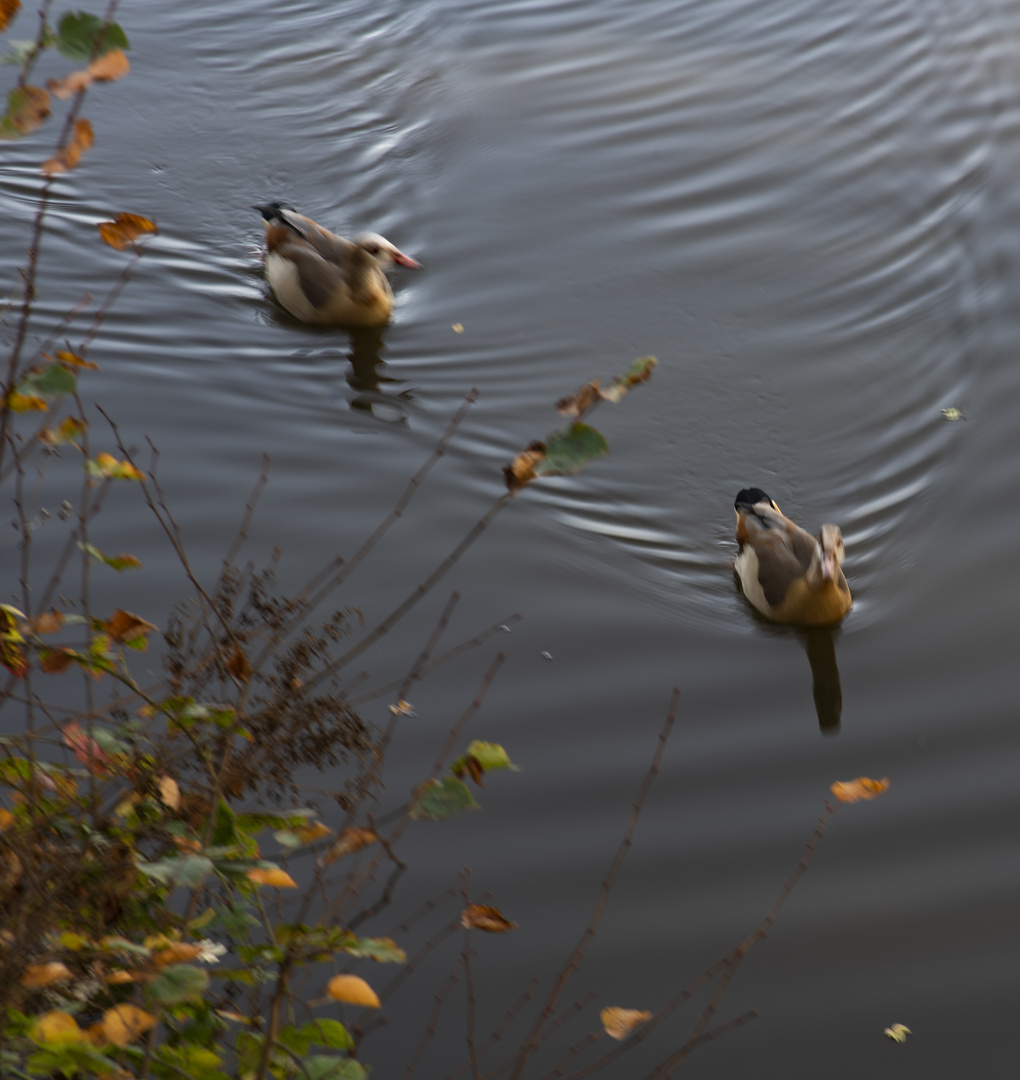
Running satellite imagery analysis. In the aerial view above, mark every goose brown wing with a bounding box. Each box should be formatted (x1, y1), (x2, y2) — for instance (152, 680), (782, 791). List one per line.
(275, 240), (343, 310)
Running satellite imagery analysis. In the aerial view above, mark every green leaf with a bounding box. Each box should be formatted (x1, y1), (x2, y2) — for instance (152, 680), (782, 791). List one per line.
(15, 363), (77, 402)
(343, 935), (406, 963)
(303, 1056), (368, 1080)
(535, 423), (609, 478)
(55, 11), (129, 61)
(148, 963), (210, 1005)
(278, 1020), (354, 1055)
(409, 776), (480, 821)
(1, 41), (39, 66)
(80, 542), (142, 571)
(135, 854), (214, 888)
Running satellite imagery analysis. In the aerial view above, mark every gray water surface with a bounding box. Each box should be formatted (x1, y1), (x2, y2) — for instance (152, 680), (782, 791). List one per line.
(3, 0), (1020, 1075)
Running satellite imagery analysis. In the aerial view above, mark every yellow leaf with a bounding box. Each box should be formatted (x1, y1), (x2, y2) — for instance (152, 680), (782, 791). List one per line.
(831, 776), (890, 804)
(460, 904), (516, 933)
(326, 974), (380, 1007)
(156, 774), (180, 810)
(104, 970), (135, 985)
(503, 442), (546, 493)
(21, 962), (72, 988)
(58, 931), (89, 951)
(98, 212), (158, 251)
(88, 48), (130, 82)
(884, 1023), (911, 1043)
(0, 808), (14, 830)
(55, 349), (100, 370)
(246, 867), (298, 888)
(7, 391), (48, 413)
(294, 820), (332, 844)
(600, 1007), (653, 1041)
(32, 1010), (86, 1045)
(101, 1004), (157, 1046)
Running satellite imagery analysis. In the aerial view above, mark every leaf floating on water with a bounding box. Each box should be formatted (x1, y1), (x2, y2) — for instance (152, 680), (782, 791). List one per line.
(831, 776), (890, 803)
(452, 322), (464, 333)
(557, 380), (603, 419)
(884, 1023), (911, 1043)
(601, 1007), (653, 1040)
(326, 974), (380, 1007)
(504, 441), (546, 493)
(535, 423), (609, 478)
(940, 407), (966, 422)
(98, 212), (157, 250)
(461, 904), (516, 933)
(389, 698), (416, 716)
(599, 355), (658, 403)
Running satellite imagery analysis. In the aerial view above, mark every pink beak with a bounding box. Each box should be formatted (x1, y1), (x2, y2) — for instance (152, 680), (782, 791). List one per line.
(391, 250), (422, 270)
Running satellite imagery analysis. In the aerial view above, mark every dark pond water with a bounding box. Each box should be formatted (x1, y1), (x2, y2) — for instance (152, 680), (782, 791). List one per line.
(3, 0), (1020, 1075)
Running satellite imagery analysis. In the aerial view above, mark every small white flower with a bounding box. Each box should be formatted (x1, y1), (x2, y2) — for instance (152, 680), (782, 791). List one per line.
(196, 939), (227, 964)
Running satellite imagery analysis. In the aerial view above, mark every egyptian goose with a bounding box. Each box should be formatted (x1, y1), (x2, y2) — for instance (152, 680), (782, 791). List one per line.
(733, 488), (852, 626)
(254, 202), (420, 327)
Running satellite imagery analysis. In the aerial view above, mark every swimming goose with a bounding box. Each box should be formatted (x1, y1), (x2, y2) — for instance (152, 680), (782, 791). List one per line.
(733, 487), (852, 626)
(254, 202), (420, 327)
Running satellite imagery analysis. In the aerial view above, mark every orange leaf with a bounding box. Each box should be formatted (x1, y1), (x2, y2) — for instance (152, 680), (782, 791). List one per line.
(151, 941), (202, 966)
(246, 867), (298, 888)
(55, 349), (100, 370)
(42, 118), (94, 175)
(460, 904), (516, 933)
(503, 442), (546, 493)
(88, 48), (130, 82)
(98, 212), (158, 250)
(0, 0), (21, 35)
(30, 611), (64, 635)
(47, 70), (93, 102)
(601, 1007), (653, 1040)
(294, 820), (332, 845)
(21, 962), (72, 988)
(104, 970), (135, 985)
(0, 808), (14, 830)
(61, 721), (113, 775)
(325, 974), (380, 1007)
(100, 1004), (156, 1046)
(103, 609), (158, 643)
(831, 776), (890, 804)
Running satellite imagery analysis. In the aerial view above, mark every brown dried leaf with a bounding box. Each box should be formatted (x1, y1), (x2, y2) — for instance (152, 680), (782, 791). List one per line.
(452, 755), (485, 787)
(88, 48), (130, 82)
(104, 970), (136, 985)
(225, 645), (251, 683)
(246, 867), (298, 888)
(3, 85), (50, 137)
(460, 904), (516, 933)
(326, 974), (380, 1008)
(61, 721), (113, 775)
(601, 1006), (653, 1040)
(556, 380), (602, 419)
(47, 70), (93, 102)
(39, 647), (76, 674)
(317, 826), (378, 867)
(0, 0), (21, 34)
(41, 118), (94, 175)
(831, 776), (890, 804)
(30, 611), (64, 635)
(388, 698), (416, 716)
(151, 941), (202, 966)
(98, 212), (158, 250)
(503, 441), (546, 493)
(100, 1004), (156, 1046)
(21, 962), (73, 988)
(103, 609), (158, 643)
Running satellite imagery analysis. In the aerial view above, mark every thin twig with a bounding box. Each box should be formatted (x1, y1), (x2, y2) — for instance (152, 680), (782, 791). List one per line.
(510, 689), (680, 1080)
